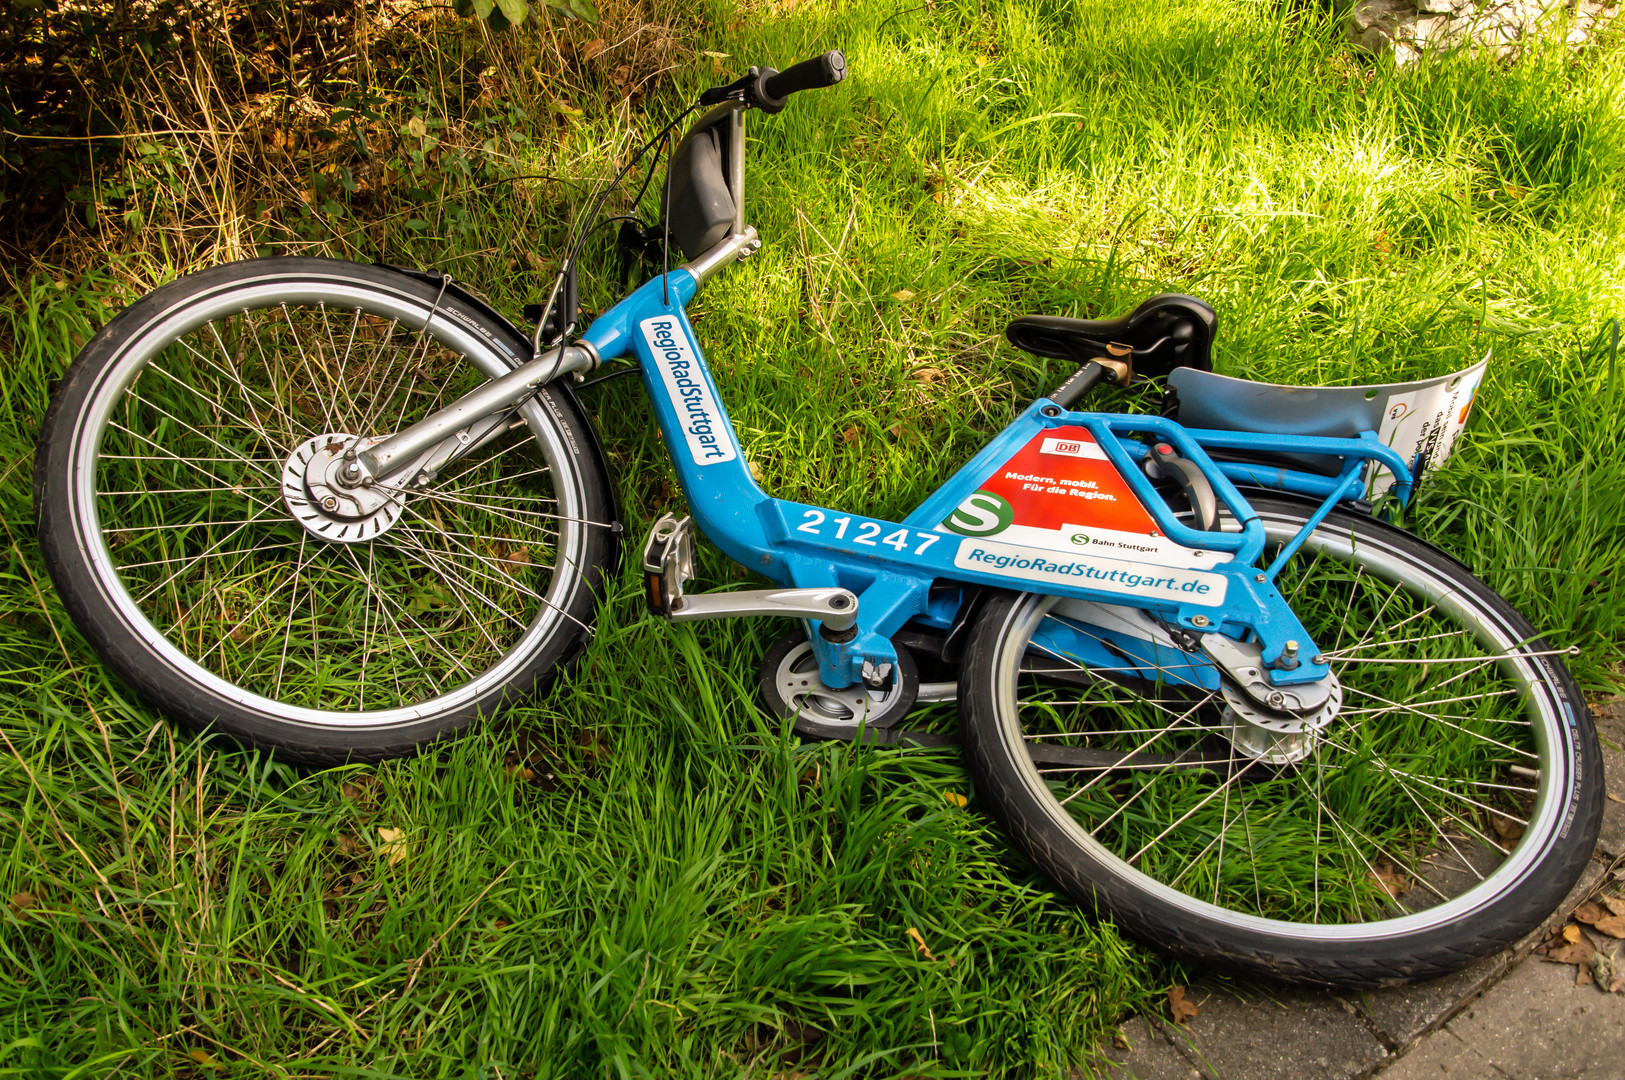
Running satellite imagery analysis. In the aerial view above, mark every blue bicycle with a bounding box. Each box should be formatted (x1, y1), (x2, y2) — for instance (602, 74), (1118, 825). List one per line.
(35, 52), (1604, 986)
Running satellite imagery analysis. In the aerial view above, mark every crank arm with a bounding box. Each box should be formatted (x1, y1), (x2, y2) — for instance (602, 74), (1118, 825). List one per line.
(668, 587), (859, 629)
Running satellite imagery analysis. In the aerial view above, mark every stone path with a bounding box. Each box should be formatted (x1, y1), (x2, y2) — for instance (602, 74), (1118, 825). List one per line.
(1097, 702), (1625, 1080)
(1344, 0), (1617, 65)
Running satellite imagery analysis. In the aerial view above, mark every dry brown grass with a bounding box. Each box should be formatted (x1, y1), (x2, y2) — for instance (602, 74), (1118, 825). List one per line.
(1, 0), (699, 285)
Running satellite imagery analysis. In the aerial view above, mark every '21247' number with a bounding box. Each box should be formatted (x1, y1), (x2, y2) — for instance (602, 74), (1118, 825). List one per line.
(796, 510), (941, 555)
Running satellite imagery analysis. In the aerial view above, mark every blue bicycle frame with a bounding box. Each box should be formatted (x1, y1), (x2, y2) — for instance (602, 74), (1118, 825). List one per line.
(578, 265), (1417, 696)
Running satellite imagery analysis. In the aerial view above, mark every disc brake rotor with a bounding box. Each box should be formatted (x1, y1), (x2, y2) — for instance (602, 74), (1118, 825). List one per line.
(1219, 675), (1343, 765)
(282, 433), (403, 543)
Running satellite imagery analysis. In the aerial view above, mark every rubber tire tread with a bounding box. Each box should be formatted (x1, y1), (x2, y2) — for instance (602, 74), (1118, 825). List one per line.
(959, 494), (1603, 987)
(34, 257), (619, 767)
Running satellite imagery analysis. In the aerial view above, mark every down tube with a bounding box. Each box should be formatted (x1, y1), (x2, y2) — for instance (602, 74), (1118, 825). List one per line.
(619, 289), (790, 581)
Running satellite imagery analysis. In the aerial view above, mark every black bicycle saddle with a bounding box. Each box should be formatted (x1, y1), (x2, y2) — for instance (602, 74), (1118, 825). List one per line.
(1006, 294), (1217, 380)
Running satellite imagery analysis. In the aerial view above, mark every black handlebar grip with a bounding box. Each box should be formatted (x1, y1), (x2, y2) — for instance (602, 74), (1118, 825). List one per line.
(757, 50), (847, 111)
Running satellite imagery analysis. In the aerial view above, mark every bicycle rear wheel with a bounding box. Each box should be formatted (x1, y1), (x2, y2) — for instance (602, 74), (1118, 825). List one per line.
(959, 494), (1602, 986)
(35, 258), (618, 765)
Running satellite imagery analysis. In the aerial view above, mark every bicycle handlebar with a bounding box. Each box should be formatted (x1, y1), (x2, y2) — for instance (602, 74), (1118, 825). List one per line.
(758, 50), (847, 111)
(699, 50), (848, 114)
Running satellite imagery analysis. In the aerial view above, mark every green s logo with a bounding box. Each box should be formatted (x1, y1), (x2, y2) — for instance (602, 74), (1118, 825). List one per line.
(944, 491), (1014, 537)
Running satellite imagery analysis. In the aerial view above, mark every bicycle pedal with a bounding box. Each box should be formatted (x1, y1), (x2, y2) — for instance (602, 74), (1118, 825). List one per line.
(641, 513), (696, 617)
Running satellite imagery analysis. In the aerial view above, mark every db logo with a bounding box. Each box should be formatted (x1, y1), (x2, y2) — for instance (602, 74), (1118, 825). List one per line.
(1055, 441), (1083, 455)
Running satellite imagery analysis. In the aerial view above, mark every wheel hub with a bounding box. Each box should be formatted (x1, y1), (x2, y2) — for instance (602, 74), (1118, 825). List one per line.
(1219, 674), (1342, 765)
(282, 433), (403, 543)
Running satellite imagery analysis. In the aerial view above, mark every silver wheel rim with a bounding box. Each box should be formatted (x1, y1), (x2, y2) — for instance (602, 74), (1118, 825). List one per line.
(65, 273), (593, 730)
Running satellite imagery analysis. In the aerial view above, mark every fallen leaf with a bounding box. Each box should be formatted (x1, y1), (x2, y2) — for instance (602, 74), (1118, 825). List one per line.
(189, 1048), (219, 1068)
(1545, 937), (1595, 967)
(335, 834), (365, 859)
(9, 891), (37, 917)
(1574, 901), (1609, 925)
(377, 827), (408, 866)
(581, 38), (607, 59)
(1490, 815), (1525, 845)
(892, 289), (915, 302)
(1370, 861), (1409, 899)
(840, 426), (861, 445)
(1607, 792), (1623, 804)
(1168, 985), (1199, 1024)
(1594, 914), (1625, 938)
(1589, 953), (1614, 988)
(1563, 923), (1583, 944)
(906, 926), (935, 960)
(943, 791), (968, 808)
(1600, 895), (1625, 917)
(1503, 184), (1527, 200)
(1577, 962), (1593, 987)
(406, 115), (426, 139)
(913, 367), (944, 384)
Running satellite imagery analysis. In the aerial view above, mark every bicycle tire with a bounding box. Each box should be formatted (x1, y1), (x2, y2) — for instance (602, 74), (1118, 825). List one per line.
(35, 257), (618, 765)
(958, 493), (1602, 986)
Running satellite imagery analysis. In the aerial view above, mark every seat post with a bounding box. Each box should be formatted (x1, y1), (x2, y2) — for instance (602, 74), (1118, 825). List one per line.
(1048, 358), (1122, 409)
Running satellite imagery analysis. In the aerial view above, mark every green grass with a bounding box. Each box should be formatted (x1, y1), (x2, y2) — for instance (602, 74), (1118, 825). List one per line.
(3, 0), (1624, 1075)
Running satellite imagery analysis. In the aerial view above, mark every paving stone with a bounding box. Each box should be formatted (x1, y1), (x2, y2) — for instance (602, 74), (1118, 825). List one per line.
(1156, 982), (1387, 1080)
(1378, 1026), (1501, 1080)
(1431, 953), (1625, 1080)
(1097, 1017), (1203, 1080)
(1351, 952), (1508, 1050)
(1592, 699), (1624, 859)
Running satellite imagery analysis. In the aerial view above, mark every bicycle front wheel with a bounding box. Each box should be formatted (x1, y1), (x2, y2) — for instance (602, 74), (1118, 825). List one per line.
(35, 258), (618, 765)
(959, 494), (1602, 986)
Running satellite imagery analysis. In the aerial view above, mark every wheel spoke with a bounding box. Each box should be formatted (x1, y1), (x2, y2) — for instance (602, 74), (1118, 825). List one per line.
(977, 502), (1569, 944)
